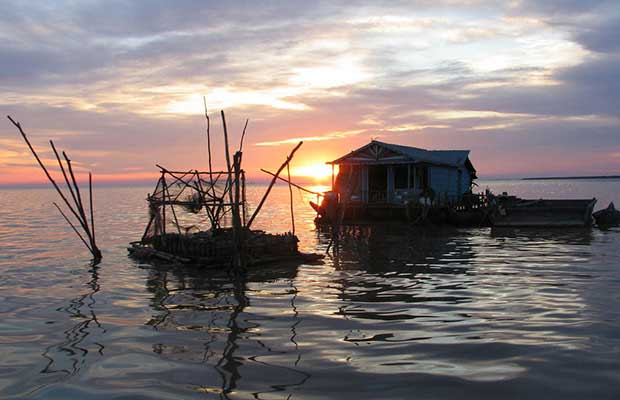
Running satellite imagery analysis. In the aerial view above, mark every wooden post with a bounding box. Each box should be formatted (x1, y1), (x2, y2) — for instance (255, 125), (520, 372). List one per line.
(246, 141), (303, 230)
(221, 111), (242, 269)
(241, 170), (247, 227)
(287, 163), (295, 235)
(161, 173), (167, 235)
(233, 151), (246, 268)
(331, 164), (335, 189)
(203, 97), (217, 230)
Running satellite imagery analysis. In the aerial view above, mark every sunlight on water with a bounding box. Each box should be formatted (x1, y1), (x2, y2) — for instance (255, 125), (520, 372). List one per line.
(0, 179), (619, 399)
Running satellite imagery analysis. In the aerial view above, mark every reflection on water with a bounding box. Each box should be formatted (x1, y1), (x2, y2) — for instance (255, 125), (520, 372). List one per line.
(142, 264), (309, 398)
(0, 182), (620, 399)
(41, 262), (105, 376)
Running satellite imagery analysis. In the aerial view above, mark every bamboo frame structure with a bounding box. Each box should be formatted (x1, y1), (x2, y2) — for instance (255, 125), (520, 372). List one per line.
(127, 107), (313, 270)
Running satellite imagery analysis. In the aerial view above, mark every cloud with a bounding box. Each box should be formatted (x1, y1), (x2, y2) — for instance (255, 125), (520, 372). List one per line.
(1, 0), (619, 182)
(255, 129), (366, 146)
(575, 16), (620, 53)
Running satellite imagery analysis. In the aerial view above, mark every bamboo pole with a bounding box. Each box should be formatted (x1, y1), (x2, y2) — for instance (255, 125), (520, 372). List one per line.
(241, 170), (247, 227)
(239, 119), (249, 153)
(7, 115), (101, 260)
(50, 140), (80, 215)
(163, 182), (181, 234)
(62, 151), (96, 250)
(246, 141), (303, 230)
(194, 170), (217, 229)
(53, 202), (93, 253)
(161, 173), (167, 235)
(260, 169), (323, 196)
(221, 111), (242, 269)
(50, 139), (98, 252)
(203, 97), (217, 228)
(287, 163), (295, 235)
(233, 151), (246, 268)
(7, 116), (83, 227)
(89, 173), (97, 253)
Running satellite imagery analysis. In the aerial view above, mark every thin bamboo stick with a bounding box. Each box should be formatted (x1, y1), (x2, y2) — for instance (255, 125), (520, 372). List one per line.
(7, 116), (83, 227)
(50, 140), (80, 216)
(241, 170), (247, 227)
(89, 173), (96, 251)
(246, 141), (303, 230)
(287, 163), (295, 235)
(221, 111), (241, 268)
(7, 115), (101, 259)
(203, 97), (216, 224)
(62, 151), (95, 248)
(53, 202), (93, 253)
(239, 119), (249, 153)
(260, 169), (323, 195)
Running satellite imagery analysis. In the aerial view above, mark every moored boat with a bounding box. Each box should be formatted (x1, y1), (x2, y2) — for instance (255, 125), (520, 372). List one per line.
(593, 202), (620, 227)
(490, 195), (597, 227)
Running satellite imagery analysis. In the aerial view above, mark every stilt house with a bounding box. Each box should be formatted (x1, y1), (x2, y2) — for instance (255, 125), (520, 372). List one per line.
(327, 140), (477, 205)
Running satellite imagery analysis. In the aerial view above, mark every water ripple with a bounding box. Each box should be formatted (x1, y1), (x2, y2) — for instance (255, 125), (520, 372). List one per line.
(0, 184), (620, 398)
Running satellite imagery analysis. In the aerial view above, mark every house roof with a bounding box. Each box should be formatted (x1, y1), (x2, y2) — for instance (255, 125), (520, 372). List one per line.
(328, 140), (473, 169)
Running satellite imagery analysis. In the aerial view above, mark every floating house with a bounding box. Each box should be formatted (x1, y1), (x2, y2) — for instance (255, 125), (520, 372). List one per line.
(327, 140), (477, 206)
(312, 139), (598, 227)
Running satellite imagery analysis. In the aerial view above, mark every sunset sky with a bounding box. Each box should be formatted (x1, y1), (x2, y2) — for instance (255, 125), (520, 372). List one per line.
(1, 1), (619, 185)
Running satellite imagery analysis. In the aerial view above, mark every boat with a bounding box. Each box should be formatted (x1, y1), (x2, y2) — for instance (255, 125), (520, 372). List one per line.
(490, 195), (597, 227)
(593, 202), (620, 227)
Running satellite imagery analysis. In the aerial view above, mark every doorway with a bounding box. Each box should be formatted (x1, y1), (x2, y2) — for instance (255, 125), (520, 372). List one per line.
(368, 165), (387, 203)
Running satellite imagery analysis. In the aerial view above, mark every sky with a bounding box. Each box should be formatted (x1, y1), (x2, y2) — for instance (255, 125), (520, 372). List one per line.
(1, 0), (619, 185)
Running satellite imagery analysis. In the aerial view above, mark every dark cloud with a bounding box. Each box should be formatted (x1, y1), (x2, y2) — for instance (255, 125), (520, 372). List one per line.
(509, 0), (613, 16)
(574, 16), (620, 54)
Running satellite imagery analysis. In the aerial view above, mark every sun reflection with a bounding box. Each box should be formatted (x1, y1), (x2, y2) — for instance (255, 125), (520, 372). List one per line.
(291, 163), (338, 183)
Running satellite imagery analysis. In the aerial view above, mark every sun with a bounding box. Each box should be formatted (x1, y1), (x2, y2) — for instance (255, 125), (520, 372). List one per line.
(291, 163), (338, 182)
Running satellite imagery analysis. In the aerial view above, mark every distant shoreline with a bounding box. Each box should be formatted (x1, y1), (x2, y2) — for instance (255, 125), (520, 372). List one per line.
(522, 175), (620, 181)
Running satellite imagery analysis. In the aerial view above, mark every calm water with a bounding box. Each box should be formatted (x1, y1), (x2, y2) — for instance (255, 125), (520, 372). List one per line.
(1, 179), (620, 399)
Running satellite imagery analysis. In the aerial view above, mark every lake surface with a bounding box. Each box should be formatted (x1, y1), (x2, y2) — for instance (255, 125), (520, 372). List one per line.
(1, 179), (620, 399)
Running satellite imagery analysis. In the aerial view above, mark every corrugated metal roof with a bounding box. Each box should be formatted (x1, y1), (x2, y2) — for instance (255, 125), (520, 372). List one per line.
(379, 141), (470, 166)
(329, 140), (471, 167)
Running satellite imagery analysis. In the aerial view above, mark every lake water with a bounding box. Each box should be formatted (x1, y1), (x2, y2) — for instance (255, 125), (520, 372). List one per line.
(1, 179), (620, 399)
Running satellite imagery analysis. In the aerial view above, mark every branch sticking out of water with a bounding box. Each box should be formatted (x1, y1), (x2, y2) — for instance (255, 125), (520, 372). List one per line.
(7, 115), (102, 261)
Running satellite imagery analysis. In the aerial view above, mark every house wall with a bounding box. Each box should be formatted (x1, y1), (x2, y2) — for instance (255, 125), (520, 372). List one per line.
(340, 162), (472, 205)
(428, 166), (470, 202)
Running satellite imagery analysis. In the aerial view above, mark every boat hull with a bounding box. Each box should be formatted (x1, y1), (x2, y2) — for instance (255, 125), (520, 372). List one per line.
(491, 198), (596, 228)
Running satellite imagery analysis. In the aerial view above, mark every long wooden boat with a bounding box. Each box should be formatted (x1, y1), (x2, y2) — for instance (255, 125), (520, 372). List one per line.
(490, 197), (597, 227)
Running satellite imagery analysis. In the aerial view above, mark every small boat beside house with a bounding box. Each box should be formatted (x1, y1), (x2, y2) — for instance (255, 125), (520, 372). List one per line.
(490, 194), (597, 228)
(310, 139), (597, 228)
(593, 202), (620, 227)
